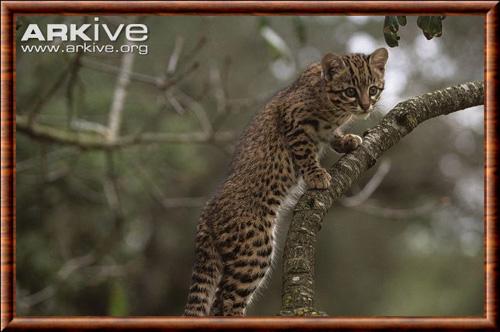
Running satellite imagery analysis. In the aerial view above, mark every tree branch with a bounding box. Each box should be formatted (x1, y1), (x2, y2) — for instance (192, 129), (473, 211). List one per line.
(280, 80), (484, 316)
(107, 42), (135, 142)
(16, 115), (235, 150)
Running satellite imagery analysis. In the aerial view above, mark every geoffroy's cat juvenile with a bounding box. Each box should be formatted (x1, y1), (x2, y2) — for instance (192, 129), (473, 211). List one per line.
(184, 48), (388, 316)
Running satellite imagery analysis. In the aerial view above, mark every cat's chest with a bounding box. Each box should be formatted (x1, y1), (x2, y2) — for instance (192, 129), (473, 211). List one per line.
(331, 112), (353, 126)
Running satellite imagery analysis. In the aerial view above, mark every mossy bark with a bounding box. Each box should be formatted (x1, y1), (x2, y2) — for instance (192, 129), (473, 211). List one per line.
(280, 81), (484, 316)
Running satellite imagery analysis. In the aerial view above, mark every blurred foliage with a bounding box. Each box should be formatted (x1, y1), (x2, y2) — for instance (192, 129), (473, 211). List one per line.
(259, 17), (294, 61)
(384, 15), (444, 47)
(383, 16), (407, 47)
(15, 16), (484, 317)
(417, 16), (446, 40)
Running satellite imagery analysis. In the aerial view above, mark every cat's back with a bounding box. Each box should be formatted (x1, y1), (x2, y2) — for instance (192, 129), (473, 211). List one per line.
(205, 63), (323, 215)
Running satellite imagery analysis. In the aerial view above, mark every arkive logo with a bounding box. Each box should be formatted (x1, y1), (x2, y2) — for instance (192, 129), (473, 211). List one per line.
(20, 17), (149, 55)
(21, 17), (148, 42)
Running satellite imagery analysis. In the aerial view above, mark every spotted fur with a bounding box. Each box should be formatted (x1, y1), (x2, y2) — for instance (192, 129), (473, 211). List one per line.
(184, 48), (388, 316)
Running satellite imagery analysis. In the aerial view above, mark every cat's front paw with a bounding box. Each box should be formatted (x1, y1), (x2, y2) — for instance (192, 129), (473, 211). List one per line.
(343, 134), (363, 151)
(331, 134), (363, 153)
(305, 168), (332, 189)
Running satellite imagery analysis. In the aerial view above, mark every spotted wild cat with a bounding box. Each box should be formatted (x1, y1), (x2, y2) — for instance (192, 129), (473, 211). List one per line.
(184, 48), (388, 316)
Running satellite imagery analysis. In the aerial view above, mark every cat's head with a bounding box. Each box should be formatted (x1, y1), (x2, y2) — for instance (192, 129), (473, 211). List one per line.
(321, 48), (388, 115)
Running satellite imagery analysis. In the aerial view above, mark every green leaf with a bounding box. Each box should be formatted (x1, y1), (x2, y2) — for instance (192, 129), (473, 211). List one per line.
(397, 16), (407, 26)
(417, 16), (445, 40)
(383, 16), (401, 47)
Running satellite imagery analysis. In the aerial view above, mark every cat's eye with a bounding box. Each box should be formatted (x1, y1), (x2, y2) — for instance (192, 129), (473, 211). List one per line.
(345, 88), (357, 98)
(369, 86), (379, 96)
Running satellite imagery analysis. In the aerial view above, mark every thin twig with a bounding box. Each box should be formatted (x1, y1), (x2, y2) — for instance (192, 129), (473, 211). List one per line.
(130, 158), (206, 210)
(353, 200), (441, 219)
(103, 151), (124, 221)
(166, 92), (187, 115)
(64, 52), (84, 129)
(174, 88), (213, 135)
(70, 118), (109, 136)
(107, 42), (135, 142)
(167, 36), (184, 75)
(341, 159), (391, 207)
(80, 58), (160, 86)
(26, 56), (81, 125)
(210, 63), (227, 115)
(18, 254), (96, 309)
(177, 36), (207, 71)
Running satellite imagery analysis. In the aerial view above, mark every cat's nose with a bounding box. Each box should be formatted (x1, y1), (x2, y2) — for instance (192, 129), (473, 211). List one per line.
(360, 102), (370, 111)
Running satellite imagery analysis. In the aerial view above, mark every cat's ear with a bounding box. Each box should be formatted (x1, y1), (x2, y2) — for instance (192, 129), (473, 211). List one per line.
(369, 48), (389, 73)
(321, 53), (345, 81)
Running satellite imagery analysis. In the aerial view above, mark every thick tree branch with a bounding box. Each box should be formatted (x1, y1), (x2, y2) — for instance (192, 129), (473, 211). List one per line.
(280, 80), (484, 316)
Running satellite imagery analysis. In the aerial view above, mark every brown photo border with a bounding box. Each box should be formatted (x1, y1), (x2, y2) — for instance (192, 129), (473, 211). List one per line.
(1, 1), (497, 330)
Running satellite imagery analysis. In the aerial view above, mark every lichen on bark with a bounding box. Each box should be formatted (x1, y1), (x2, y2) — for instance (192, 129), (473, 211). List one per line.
(280, 81), (484, 316)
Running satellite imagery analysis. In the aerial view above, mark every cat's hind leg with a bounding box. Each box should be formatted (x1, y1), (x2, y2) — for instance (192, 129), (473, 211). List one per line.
(184, 223), (223, 316)
(216, 218), (274, 316)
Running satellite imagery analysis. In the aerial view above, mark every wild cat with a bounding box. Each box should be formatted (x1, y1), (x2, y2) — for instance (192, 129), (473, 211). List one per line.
(184, 48), (388, 316)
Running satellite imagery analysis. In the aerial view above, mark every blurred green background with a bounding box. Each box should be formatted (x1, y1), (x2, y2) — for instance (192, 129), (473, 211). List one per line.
(15, 15), (484, 316)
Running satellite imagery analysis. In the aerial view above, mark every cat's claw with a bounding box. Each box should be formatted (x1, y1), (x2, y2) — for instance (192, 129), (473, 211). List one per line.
(343, 134), (363, 152)
(331, 134), (363, 153)
(305, 168), (332, 189)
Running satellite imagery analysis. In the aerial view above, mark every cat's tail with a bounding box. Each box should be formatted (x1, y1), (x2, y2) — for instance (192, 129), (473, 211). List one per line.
(184, 221), (222, 316)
